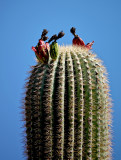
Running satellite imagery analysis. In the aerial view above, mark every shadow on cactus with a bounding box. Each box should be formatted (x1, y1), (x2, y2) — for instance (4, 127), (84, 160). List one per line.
(22, 27), (112, 160)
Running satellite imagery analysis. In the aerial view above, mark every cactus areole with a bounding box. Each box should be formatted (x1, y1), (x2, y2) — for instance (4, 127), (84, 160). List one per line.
(23, 29), (112, 160)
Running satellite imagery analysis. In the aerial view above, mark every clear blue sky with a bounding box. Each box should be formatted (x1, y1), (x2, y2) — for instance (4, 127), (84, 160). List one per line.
(0, 0), (121, 159)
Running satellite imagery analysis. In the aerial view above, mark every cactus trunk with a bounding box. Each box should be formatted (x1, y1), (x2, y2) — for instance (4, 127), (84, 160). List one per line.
(23, 46), (112, 160)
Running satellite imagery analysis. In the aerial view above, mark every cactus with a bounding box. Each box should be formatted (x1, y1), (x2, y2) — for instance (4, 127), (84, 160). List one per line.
(23, 45), (112, 160)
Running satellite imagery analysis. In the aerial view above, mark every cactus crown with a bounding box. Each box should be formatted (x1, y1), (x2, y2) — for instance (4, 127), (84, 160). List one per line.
(70, 27), (78, 38)
(32, 28), (95, 64)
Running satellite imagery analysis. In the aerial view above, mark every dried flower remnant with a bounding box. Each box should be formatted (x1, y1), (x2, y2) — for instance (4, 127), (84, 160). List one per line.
(70, 27), (94, 50)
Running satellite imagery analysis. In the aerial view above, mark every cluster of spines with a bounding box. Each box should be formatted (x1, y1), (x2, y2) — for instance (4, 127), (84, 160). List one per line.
(24, 64), (47, 159)
(23, 46), (112, 160)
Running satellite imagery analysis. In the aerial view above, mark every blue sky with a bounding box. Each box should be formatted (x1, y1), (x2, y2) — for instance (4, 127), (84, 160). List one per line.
(0, 0), (121, 159)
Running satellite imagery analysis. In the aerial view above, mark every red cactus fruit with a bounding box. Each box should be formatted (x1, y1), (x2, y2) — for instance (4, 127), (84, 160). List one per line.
(73, 37), (85, 46)
(70, 27), (94, 50)
(31, 29), (49, 63)
(32, 46), (43, 62)
(32, 41), (49, 63)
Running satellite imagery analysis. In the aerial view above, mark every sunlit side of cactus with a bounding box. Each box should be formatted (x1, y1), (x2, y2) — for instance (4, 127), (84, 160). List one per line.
(23, 46), (112, 160)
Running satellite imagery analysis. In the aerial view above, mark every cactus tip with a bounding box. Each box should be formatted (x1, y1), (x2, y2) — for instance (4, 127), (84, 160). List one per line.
(41, 29), (48, 41)
(42, 29), (48, 36)
(70, 27), (76, 37)
(58, 31), (65, 39)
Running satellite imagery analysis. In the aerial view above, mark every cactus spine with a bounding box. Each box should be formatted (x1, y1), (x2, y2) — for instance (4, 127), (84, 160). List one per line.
(24, 46), (112, 160)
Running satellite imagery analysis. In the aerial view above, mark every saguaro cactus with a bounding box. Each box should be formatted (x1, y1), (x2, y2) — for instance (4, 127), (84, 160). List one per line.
(23, 46), (112, 160)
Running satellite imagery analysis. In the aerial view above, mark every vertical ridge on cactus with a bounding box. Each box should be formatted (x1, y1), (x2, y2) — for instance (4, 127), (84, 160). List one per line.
(23, 45), (112, 160)
(52, 52), (65, 159)
(71, 52), (84, 159)
(78, 52), (93, 159)
(64, 51), (75, 159)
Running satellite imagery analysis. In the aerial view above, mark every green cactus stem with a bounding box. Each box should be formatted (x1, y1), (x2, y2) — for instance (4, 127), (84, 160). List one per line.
(23, 45), (112, 160)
